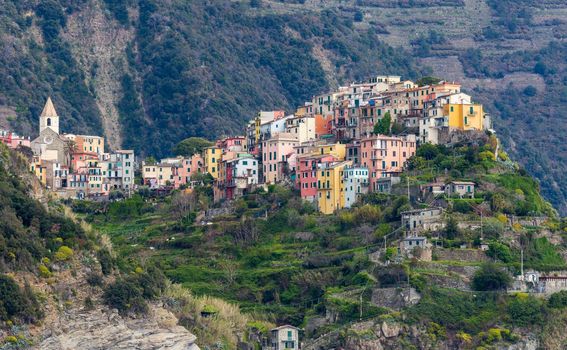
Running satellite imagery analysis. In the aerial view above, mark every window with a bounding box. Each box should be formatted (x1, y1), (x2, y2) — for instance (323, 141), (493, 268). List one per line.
(47, 118), (51, 126)
(450, 106), (454, 112)
(464, 116), (468, 125)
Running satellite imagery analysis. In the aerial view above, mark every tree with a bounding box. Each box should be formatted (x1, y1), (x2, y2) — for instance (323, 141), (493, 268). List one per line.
(374, 112), (391, 135)
(172, 137), (213, 157)
(144, 156), (157, 165)
(445, 216), (459, 240)
(416, 76), (442, 86)
(471, 263), (512, 291)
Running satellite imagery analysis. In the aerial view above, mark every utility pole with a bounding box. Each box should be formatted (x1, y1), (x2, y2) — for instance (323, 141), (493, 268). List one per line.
(407, 176), (410, 206)
(480, 211), (483, 241)
(359, 291), (363, 320)
(521, 248), (524, 277)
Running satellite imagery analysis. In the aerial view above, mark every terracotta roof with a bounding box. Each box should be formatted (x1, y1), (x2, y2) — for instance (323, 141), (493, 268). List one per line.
(40, 97), (58, 118)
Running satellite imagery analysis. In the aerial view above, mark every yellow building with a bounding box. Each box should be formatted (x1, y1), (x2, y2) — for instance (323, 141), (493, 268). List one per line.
(317, 143), (346, 161)
(317, 161), (352, 214)
(204, 147), (222, 179)
(87, 159), (104, 193)
(444, 103), (484, 131)
(30, 158), (47, 185)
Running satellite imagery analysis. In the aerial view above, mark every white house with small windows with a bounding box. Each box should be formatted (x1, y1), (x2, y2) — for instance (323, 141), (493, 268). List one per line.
(269, 325), (300, 350)
(343, 166), (369, 208)
(445, 181), (475, 198)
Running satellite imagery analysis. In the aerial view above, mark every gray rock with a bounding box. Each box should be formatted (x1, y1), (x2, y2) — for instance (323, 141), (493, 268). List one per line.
(381, 321), (401, 338)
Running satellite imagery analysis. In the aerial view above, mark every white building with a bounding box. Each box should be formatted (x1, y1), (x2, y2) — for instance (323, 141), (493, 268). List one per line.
(227, 155), (258, 186)
(401, 207), (444, 234)
(102, 150), (135, 192)
(343, 166), (369, 208)
(286, 115), (316, 143)
(269, 325), (300, 350)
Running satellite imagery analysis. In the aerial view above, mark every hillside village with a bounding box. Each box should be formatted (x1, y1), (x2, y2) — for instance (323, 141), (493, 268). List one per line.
(139, 75), (489, 214)
(1, 97), (135, 198)
(2, 75), (567, 349)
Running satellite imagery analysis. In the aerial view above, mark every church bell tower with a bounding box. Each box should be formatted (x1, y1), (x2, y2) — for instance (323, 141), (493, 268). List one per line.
(39, 97), (60, 135)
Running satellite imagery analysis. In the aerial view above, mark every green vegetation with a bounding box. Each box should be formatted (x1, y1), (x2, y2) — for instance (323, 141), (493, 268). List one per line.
(373, 112), (391, 135)
(68, 141), (565, 347)
(471, 263), (512, 291)
(173, 137), (214, 157)
(0, 275), (43, 324)
(103, 267), (165, 315)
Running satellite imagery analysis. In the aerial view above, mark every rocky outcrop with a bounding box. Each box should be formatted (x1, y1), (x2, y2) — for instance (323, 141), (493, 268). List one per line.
(371, 287), (421, 310)
(36, 305), (200, 350)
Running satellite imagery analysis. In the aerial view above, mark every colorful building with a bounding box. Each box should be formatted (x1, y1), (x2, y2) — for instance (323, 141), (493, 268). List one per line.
(317, 160), (352, 214)
(297, 154), (337, 202)
(343, 166), (369, 208)
(360, 134), (416, 192)
(204, 146), (222, 179)
(0, 129), (31, 149)
(262, 133), (299, 184)
(443, 103), (485, 131)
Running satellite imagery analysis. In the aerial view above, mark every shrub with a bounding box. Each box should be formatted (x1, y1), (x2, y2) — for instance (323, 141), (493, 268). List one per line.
(54, 246), (74, 261)
(506, 295), (545, 327)
(38, 264), (52, 278)
(97, 248), (114, 275)
(471, 263), (512, 291)
(486, 242), (513, 263)
(86, 272), (104, 287)
(0, 275), (43, 323)
(103, 279), (148, 315)
(548, 290), (567, 308)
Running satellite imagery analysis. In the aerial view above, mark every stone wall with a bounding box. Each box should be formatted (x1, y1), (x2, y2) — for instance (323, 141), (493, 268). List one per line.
(433, 248), (488, 263)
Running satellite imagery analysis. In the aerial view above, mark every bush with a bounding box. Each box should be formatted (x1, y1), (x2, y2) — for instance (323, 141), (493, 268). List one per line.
(486, 242), (513, 263)
(103, 279), (148, 315)
(548, 290), (567, 309)
(97, 249), (114, 275)
(471, 263), (512, 291)
(506, 295), (545, 327)
(54, 246), (74, 261)
(38, 264), (52, 278)
(86, 272), (104, 287)
(0, 275), (43, 323)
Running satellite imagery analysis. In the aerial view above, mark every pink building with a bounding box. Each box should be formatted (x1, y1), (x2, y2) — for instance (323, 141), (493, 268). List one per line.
(297, 154), (337, 201)
(216, 136), (246, 153)
(175, 154), (204, 188)
(261, 133), (298, 184)
(360, 134), (416, 191)
(0, 129), (31, 149)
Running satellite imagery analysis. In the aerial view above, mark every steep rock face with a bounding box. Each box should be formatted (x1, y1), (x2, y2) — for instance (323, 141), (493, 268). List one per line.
(62, 0), (135, 150)
(36, 305), (200, 350)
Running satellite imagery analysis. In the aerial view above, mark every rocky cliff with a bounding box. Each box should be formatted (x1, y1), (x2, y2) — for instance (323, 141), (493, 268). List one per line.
(37, 305), (200, 350)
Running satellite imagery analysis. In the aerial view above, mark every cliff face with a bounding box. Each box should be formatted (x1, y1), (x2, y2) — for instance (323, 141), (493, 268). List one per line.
(36, 305), (200, 350)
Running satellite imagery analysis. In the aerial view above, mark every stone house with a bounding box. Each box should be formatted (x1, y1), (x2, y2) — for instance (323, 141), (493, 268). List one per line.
(445, 181), (475, 198)
(401, 207), (444, 234)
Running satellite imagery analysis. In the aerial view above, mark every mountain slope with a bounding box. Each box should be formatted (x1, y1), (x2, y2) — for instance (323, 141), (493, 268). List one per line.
(0, 0), (565, 212)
